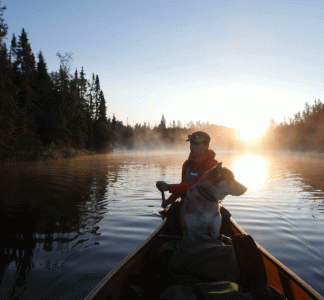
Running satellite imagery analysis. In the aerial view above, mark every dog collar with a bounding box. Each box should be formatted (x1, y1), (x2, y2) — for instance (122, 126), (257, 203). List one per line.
(197, 184), (218, 202)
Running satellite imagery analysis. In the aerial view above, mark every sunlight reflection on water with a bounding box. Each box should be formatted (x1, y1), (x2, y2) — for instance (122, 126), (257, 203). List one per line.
(1, 152), (324, 299)
(233, 154), (268, 191)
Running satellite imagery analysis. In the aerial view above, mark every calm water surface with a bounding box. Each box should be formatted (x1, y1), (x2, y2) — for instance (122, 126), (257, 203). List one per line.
(0, 152), (324, 299)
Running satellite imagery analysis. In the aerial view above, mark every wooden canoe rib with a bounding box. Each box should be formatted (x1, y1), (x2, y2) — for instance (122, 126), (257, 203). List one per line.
(85, 217), (324, 300)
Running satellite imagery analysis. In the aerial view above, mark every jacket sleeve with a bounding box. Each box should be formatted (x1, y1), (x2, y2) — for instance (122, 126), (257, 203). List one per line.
(163, 160), (188, 206)
(164, 192), (182, 206)
(165, 159), (218, 205)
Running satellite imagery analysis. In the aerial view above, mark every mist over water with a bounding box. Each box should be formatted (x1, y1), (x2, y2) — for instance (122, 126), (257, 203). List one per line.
(0, 151), (324, 299)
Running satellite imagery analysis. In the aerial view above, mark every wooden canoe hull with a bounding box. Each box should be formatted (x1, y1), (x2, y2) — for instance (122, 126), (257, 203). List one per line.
(85, 217), (323, 300)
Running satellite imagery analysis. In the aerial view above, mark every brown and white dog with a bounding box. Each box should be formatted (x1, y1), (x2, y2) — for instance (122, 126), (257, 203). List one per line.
(180, 163), (247, 239)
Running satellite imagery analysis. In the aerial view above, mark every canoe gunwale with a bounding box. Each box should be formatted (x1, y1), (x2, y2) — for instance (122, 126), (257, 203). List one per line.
(84, 219), (167, 300)
(230, 217), (324, 300)
(85, 216), (324, 300)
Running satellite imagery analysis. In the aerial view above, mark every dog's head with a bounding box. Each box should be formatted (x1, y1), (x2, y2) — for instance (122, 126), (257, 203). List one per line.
(199, 163), (247, 201)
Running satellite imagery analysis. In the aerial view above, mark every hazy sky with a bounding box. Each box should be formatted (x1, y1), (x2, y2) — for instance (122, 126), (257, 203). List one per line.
(4, 0), (324, 139)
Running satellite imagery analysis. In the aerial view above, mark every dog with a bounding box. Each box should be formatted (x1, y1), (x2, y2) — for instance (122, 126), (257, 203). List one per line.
(180, 163), (247, 239)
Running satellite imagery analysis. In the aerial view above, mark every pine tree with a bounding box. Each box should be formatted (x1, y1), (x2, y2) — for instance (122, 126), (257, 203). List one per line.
(0, 24), (18, 158)
(302, 102), (310, 123)
(73, 68), (80, 97)
(0, 2), (8, 42)
(9, 33), (16, 63)
(112, 114), (117, 132)
(79, 67), (87, 99)
(107, 113), (119, 146)
(16, 29), (35, 76)
(88, 73), (95, 119)
(98, 90), (107, 123)
(35, 51), (56, 145)
(68, 67), (90, 148)
(52, 52), (74, 146)
(0, 39), (6, 58)
(159, 114), (166, 129)
(13, 28), (41, 150)
(94, 74), (100, 121)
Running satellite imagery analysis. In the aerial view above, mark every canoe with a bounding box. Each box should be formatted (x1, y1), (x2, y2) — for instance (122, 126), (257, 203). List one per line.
(85, 215), (324, 300)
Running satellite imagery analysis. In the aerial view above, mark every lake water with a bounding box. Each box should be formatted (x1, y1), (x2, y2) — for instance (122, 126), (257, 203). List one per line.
(0, 151), (324, 299)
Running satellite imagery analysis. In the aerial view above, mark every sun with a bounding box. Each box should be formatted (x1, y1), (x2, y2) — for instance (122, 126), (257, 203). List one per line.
(238, 119), (269, 142)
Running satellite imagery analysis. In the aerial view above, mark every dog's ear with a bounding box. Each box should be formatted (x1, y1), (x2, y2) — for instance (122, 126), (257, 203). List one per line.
(212, 162), (222, 178)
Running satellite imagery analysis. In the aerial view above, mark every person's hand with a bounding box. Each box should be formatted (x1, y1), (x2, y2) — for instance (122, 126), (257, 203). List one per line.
(161, 201), (168, 208)
(156, 181), (169, 192)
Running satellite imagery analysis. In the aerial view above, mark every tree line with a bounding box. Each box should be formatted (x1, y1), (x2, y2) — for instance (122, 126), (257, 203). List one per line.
(1, 3), (323, 161)
(264, 99), (324, 152)
(0, 3), (118, 161)
(116, 114), (244, 151)
(0, 2), (245, 160)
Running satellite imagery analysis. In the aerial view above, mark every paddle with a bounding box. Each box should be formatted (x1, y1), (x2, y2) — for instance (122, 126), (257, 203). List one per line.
(156, 181), (166, 208)
(161, 191), (165, 208)
(158, 190), (167, 219)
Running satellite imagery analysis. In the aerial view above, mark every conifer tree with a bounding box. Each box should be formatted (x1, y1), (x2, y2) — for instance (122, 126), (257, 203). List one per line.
(9, 33), (16, 63)
(107, 113), (119, 146)
(79, 67), (87, 99)
(68, 67), (89, 148)
(88, 73), (95, 119)
(94, 74), (101, 121)
(0, 39), (7, 58)
(0, 5), (18, 158)
(36, 51), (56, 145)
(0, 2), (7, 42)
(13, 28), (40, 150)
(112, 114), (117, 132)
(36, 51), (48, 78)
(159, 114), (166, 129)
(52, 52), (74, 146)
(16, 29), (36, 76)
(98, 90), (107, 123)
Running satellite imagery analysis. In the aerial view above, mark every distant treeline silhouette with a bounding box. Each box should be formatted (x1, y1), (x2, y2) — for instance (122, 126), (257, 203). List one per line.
(116, 115), (244, 151)
(264, 99), (324, 152)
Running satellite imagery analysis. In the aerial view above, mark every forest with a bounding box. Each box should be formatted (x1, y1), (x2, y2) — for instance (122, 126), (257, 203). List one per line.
(261, 99), (324, 152)
(0, 3), (244, 161)
(1, 3), (324, 162)
(0, 3), (119, 161)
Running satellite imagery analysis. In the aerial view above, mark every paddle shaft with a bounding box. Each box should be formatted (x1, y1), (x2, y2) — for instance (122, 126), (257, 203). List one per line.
(161, 191), (165, 207)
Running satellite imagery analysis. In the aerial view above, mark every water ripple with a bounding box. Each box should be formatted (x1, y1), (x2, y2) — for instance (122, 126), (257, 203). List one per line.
(1, 153), (324, 298)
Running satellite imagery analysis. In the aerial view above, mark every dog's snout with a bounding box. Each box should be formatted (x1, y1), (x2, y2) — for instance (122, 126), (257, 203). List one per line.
(231, 181), (248, 196)
(241, 185), (248, 195)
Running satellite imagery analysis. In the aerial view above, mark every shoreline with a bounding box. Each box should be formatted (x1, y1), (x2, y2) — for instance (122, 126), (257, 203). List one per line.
(2, 145), (107, 163)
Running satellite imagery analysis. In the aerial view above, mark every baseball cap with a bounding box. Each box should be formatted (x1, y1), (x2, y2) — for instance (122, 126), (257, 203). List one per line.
(186, 131), (211, 144)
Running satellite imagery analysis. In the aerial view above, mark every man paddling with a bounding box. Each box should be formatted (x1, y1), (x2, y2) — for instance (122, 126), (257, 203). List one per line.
(156, 131), (219, 234)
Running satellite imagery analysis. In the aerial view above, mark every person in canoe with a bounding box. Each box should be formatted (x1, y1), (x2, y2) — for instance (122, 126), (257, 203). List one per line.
(156, 131), (232, 236)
